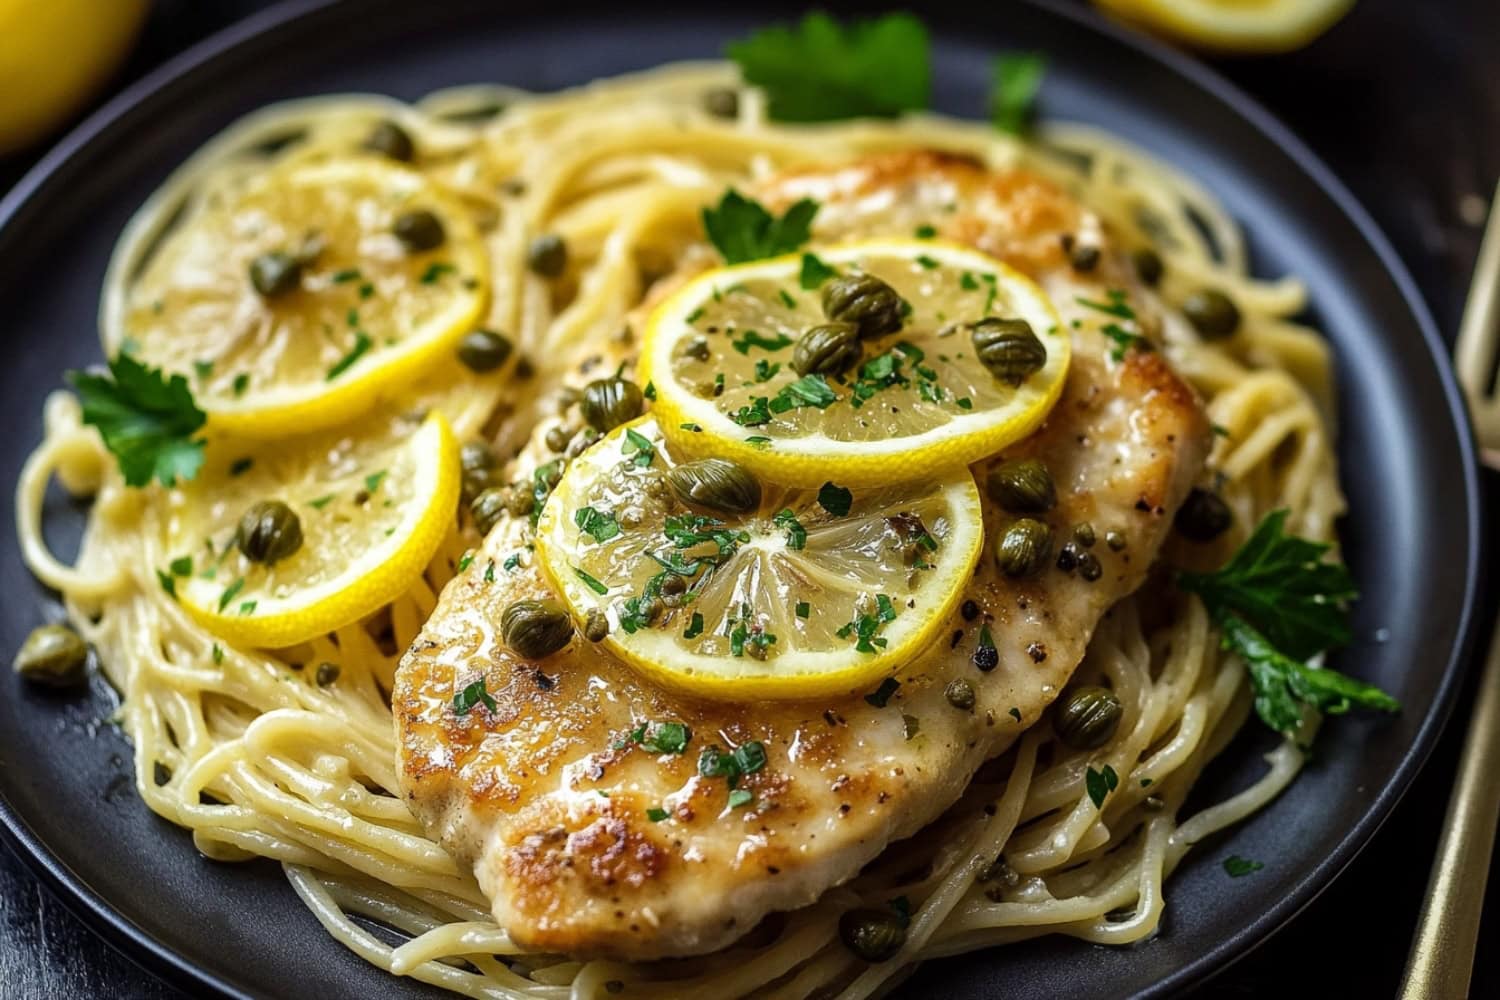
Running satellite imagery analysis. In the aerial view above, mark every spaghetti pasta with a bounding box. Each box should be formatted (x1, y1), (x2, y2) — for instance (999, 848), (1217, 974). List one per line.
(16, 63), (1344, 998)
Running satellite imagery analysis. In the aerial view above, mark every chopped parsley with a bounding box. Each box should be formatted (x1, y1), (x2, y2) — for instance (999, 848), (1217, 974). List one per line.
(770, 373), (839, 413)
(575, 505), (621, 544)
(453, 678), (496, 715)
(753, 358), (782, 382)
(1223, 855), (1264, 878)
(457, 550), (475, 572)
(838, 594), (897, 653)
(990, 52), (1046, 135)
(168, 555), (193, 577)
(915, 254), (939, 270)
(684, 611), (705, 639)
(727, 12), (930, 122)
(1009, 706), (1022, 722)
(731, 328), (795, 355)
(217, 577), (245, 613)
(326, 332), (373, 380)
(731, 396), (772, 427)
(698, 740), (767, 790)
(727, 788), (754, 809)
(572, 566), (609, 594)
(817, 482), (853, 517)
(308, 494), (335, 510)
(777, 289), (797, 309)
(502, 552), (521, 572)
(1085, 764), (1119, 809)
(617, 720), (691, 754)
(364, 470), (387, 494)
(156, 570), (177, 599)
(914, 224), (937, 239)
(483, 560), (496, 583)
(864, 676), (900, 707)
(643, 380), (657, 401)
(795, 601), (810, 619)
(212, 643), (223, 665)
(232, 373), (250, 397)
(419, 262), (455, 284)
(646, 807), (670, 822)
(745, 435), (773, 449)
(68, 353), (207, 487)
(622, 427), (655, 467)
(702, 189), (818, 264)
(192, 359), (214, 379)
(331, 268), (362, 284)
(799, 252), (838, 289)
(773, 508), (807, 550)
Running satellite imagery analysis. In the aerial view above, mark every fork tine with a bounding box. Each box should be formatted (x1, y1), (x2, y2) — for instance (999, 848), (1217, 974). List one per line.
(1455, 179), (1500, 410)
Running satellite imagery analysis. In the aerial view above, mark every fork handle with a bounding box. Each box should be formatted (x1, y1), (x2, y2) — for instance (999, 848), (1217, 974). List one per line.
(1398, 616), (1500, 999)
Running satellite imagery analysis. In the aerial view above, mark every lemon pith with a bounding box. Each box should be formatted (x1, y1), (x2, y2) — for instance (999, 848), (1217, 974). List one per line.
(113, 159), (489, 439)
(641, 240), (1069, 487)
(172, 411), (459, 649)
(535, 416), (984, 700)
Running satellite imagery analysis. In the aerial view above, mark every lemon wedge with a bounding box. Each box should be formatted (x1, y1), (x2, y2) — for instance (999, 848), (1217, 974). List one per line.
(534, 416), (983, 700)
(166, 410), (458, 649)
(641, 240), (1068, 488)
(1094, 0), (1353, 53)
(114, 159), (489, 438)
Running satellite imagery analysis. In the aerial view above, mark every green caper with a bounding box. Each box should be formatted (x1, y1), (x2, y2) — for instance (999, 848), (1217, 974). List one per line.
(822, 273), (904, 340)
(972, 318), (1046, 386)
(659, 573), (688, 606)
(471, 488), (509, 535)
(249, 251), (302, 298)
(455, 329), (513, 372)
(681, 337), (711, 362)
(792, 322), (862, 377)
(393, 209), (446, 252)
(460, 441), (501, 503)
(315, 662), (341, 687)
(501, 599), (574, 659)
(13, 624), (87, 687)
(1054, 685), (1123, 750)
(504, 483), (536, 518)
(1175, 487), (1232, 542)
(703, 87), (739, 118)
(1073, 522), (1096, 548)
(362, 120), (415, 162)
(995, 518), (1052, 578)
(665, 458), (761, 515)
(527, 233), (568, 278)
(1182, 289), (1240, 339)
(838, 907), (907, 963)
(583, 609), (610, 642)
(944, 678), (975, 711)
(1077, 552), (1102, 581)
(1106, 530), (1127, 552)
(1131, 247), (1164, 287)
(579, 377), (644, 433)
(985, 458), (1056, 514)
(236, 500), (303, 564)
(544, 425), (573, 453)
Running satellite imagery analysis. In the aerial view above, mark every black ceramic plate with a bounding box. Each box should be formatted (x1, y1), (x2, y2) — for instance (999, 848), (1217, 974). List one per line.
(0, 2), (1480, 998)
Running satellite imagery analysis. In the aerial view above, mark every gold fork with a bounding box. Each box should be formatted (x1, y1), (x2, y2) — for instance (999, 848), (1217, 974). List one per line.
(1398, 179), (1500, 1000)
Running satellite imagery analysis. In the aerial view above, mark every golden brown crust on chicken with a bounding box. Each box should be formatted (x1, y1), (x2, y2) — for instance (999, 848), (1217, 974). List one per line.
(394, 152), (1209, 960)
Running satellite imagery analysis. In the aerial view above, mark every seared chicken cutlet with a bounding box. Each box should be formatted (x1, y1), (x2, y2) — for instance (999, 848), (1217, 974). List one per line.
(394, 152), (1210, 960)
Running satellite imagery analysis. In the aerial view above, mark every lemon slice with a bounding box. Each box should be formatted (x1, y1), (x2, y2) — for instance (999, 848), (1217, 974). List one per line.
(166, 410), (459, 649)
(1094, 0), (1353, 53)
(114, 159), (488, 438)
(641, 240), (1068, 488)
(534, 416), (983, 700)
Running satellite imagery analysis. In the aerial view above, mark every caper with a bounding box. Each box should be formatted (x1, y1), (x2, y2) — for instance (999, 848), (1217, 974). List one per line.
(681, 336), (711, 362)
(1069, 243), (1101, 272)
(703, 87), (739, 118)
(456, 329), (513, 372)
(362, 120), (414, 161)
(1106, 530), (1127, 552)
(1054, 685), (1123, 750)
(1182, 289), (1240, 339)
(504, 484), (536, 518)
(1131, 247), (1164, 287)
(944, 678), (975, 711)
(565, 426), (602, 459)
(995, 518), (1052, 578)
(1056, 541), (1080, 572)
(1073, 522), (1096, 548)
(460, 441), (501, 503)
(583, 609), (610, 642)
(393, 209), (445, 252)
(1175, 487), (1232, 542)
(236, 500), (303, 564)
(838, 907), (907, 963)
(659, 573), (688, 606)
(579, 377), (644, 433)
(1077, 552), (1102, 581)
(822, 273), (904, 340)
(665, 458), (761, 515)
(315, 662), (341, 687)
(249, 251), (302, 298)
(527, 233), (568, 278)
(13, 624), (87, 687)
(501, 599), (574, 659)
(544, 424), (573, 453)
(972, 318), (1046, 386)
(792, 322), (862, 377)
(471, 488), (509, 536)
(985, 457), (1055, 514)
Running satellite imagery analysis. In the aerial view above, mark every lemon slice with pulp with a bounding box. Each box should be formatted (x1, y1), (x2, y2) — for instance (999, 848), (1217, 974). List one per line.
(1094, 0), (1352, 53)
(166, 410), (458, 649)
(114, 159), (488, 438)
(642, 240), (1068, 487)
(535, 416), (983, 700)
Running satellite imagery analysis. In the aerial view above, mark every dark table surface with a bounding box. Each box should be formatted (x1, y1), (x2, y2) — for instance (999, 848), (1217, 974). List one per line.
(1, 1), (1496, 997)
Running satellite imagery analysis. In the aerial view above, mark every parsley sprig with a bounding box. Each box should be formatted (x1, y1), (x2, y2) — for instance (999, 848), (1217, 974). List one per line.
(1178, 510), (1398, 736)
(68, 353), (207, 487)
(702, 189), (818, 265)
(990, 53), (1046, 135)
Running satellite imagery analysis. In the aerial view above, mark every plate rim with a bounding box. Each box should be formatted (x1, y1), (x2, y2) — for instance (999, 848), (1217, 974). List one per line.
(0, 1), (1482, 997)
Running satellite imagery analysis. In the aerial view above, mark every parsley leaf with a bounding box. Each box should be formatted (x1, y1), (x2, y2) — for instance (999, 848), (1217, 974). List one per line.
(731, 328), (795, 355)
(67, 354), (207, 487)
(572, 566), (609, 594)
(773, 508), (807, 550)
(635, 721), (691, 755)
(799, 252), (839, 289)
(622, 427), (655, 467)
(646, 807), (670, 822)
(1223, 855), (1264, 878)
(990, 52), (1046, 135)
(453, 678), (497, 715)
(727, 12), (930, 122)
(702, 189), (818, 264)
(865, 677), (900, 708)
(326, 332), (373, 380)
(769, 374), (839, 413)
(1085, 764), (1119, 809)
(727, 788), (754, 809)
(574, 505), (621, 544)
